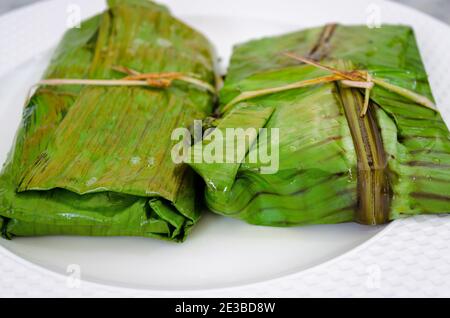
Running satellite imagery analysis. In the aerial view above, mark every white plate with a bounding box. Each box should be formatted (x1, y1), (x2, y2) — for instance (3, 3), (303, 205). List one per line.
(0, 0), (449, 296)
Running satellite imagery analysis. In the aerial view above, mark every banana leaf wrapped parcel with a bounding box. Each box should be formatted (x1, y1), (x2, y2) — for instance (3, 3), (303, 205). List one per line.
(189, 24), (450, 226)
(0, 0), (216, 241)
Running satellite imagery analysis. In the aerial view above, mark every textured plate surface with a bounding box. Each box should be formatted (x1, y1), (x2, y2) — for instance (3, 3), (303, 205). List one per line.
(0, 0), (449, 296)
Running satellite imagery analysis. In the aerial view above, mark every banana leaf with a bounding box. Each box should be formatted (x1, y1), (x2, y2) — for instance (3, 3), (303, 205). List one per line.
(0, 0), (216, 241)
(189, 25), (450, 226)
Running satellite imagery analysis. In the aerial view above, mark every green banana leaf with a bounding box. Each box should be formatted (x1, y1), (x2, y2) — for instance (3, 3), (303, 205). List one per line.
(189, 25), (450, 226)
(0, 0), (216, 241)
